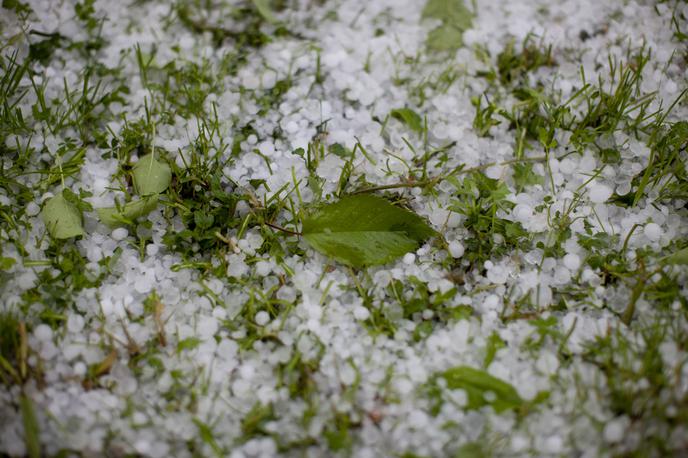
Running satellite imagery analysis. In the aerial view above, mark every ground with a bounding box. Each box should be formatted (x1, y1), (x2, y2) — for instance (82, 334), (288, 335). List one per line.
(1, 0), (688, 457)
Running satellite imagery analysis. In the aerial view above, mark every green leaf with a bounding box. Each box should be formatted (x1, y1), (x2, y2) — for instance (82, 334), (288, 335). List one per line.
(192, 418), (223, 457)
(454, 442), (488, 458)
(194, 211), (215, 230)
(422, 0), (473, 52)
(250, 0), (278, 24)
(390, 108), (423, 134)
(302, 195), (436, 267)
(483, 332), (505, 368)
(96, 195), (159, 228)
(661, 247), (688, 265)
(20, 394), (41, 458)
(0, 257), (16, 271)
(513, 162), (544, 190)
(441, 366), (523, 412)
(426, 24), (465, 51)
(41, 192), (84, 239)
(422, 0), (472, 26)
(132, 154), (171, 196)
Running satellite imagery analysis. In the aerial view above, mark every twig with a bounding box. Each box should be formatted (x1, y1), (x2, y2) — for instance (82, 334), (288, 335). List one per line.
(265, 222), (302, 236)
(351, 156), (548, 195)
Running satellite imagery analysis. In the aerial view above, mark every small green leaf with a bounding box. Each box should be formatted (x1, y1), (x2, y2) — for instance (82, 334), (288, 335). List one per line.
(20, 393), (41, 458)
(661, 247), (688, 265)
(513, 162), (544, 190)
(483, 332), (505, 368)
(441, 366), (523, 412)
(599, 148), (621, 164)
(329, 143), (351, 158)
(96, 195), (159, 228)
(192, 418), (223, 457)
(422, 0), (473, 52)
(250, 0), (278, 24)
(422, 0), (472, 23)
(177, 336), (201, 353)
(454, 442), (488, 458)
(194, 211), (215, 230)
(132, 154), (171, 196)
(426, 24), (464, 51)
(302, 195), (436, 267)
(390, 108), (423, 134)
(41, 192), (84, 239)
(0, 257), (16, 271)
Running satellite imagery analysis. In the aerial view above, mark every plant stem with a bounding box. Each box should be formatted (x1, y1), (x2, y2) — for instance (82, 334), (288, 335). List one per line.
(352, 155), (548, 195)
(265, 222), (302, 236)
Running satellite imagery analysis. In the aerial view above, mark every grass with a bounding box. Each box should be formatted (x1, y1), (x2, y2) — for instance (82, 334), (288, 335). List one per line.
(448, 170), (531, 268)
(582, 316), (688, 456)
(0, 1), (687, 456)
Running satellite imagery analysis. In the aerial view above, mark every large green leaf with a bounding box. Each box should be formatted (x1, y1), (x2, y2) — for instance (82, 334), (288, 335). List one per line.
(441, 366), (523, 412)
(422, 0), (473, 52)
(41, 192), (84, 239)
(96, 195), (159, 227)
(661, 247), (688, 265)
(132, 154), (171, 196)
(302, 195), (436, 267)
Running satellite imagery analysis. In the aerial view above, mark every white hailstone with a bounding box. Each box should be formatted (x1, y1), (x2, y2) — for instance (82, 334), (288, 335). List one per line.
(448, 240), (464, 258)
(541, 257), (557, 272)
(246, 232), (264, 250)
(73, 361), (87, 376)
(146, 244), (159, 256)
(429, 208), (450, 226)
(483, 294), (500, 311)
(111, 227), (128, 241)
(588, 183), (613, 203)
(227, 254), (249, 278)
(255, 311), (270, 326)
(512, 203), (533, 222)
(232, 378), (251, 398)
(643, 222), (662, 242)
(394, 377), (414, 395)
(553, 266), (571, 284)
(402, 253), (416, 265)
(17, 272), (36, 289)
(255, 260), (272, 276)
(543, 435), (563, 453)
(197, 316), (218, 339)
(487, 264), (508, 284)
(408, 410), (429, 428)
(34, 324), (53, 342)
(563, 253), (581, 271)
(536, 351), (560, 375)
(239, 364), (255, 380)
(603, 417), (627, 443)
(26, 201), (40, 216)
(67, 314), (85, 333)
(353, 305), (370, 321)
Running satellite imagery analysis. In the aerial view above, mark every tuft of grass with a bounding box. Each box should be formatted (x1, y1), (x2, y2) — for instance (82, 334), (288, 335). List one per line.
(448, 171), (531, 267)
(495, 36), (556, 86)
(583, 319), (688, 456)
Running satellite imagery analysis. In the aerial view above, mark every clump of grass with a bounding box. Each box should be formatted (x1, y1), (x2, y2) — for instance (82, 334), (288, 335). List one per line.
(448, 171), (531, 267)
(475, 39), (688, 207)
(632, 118), (688, 204)
(495, 36), (556, 86)
(582, 319), (688, 456)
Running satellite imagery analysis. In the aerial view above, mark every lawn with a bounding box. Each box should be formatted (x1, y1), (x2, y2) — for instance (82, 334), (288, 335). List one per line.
(1, 0), (687, 456)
